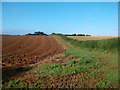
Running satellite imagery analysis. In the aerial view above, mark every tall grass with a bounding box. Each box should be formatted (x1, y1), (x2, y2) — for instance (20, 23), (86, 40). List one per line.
(56, 34), (118, 53)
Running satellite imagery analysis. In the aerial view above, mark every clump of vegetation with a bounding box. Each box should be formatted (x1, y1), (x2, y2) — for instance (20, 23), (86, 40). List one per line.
(31, 49), (100, 76)
(2, 80), (44, 88)
(25, 31), (48, 36)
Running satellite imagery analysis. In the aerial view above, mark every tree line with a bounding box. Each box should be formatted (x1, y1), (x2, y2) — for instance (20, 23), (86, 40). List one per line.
(25, 31), (91, 36)
(51, 33), (91, 36)
(25, 31), (48, 36)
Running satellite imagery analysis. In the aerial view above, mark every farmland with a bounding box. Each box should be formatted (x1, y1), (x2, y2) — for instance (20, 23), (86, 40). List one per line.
(67, 36), (118, 41)
(2, 35), (119, 88)
(2, 35), (64, 67)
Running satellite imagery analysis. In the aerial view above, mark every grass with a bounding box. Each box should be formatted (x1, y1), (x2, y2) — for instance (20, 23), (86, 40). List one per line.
(56, 34), (118, 53)
(75, 48), (118, 86)
(52, 34), (118, 87)
(31, 49), (100, 76)
(2, 80), (28, 88)
(2, 80), (44, 88)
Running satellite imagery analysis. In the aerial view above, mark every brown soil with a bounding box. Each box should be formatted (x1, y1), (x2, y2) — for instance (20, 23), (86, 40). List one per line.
(2, 52), (104, 88)
(2, 53), (77, 81)
(21, 71), (101, 88)
(2, 35), (64, 67)
(2, 35), (65, 80)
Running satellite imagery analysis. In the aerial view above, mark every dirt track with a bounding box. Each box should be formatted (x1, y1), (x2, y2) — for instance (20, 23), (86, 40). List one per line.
(2, 35), (64, 67)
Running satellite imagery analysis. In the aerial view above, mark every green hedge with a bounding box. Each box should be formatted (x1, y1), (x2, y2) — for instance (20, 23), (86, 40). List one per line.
(56, 34), (118, 53)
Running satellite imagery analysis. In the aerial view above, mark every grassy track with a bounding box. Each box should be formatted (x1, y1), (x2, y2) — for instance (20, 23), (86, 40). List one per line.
(57, 34), (118, 53)
(53, 34), (118, 88)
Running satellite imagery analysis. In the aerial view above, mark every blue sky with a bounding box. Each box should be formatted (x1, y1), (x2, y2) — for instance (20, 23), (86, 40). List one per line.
(1, 0), (119, 2)
(2, 2), (118, 36)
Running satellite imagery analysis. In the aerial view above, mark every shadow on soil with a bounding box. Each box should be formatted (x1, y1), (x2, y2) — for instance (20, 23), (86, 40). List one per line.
(2, 66), (32, 82)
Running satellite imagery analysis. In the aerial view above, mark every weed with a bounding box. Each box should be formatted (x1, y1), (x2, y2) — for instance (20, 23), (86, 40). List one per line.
(30, 49), (100, 77)
(79, 83), (85, 87)
(95, 80), (111, 88)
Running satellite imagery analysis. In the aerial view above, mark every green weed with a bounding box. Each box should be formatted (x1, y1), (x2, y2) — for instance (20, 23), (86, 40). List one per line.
(95, 80), (111, 88)
(31, 49), (100, 76)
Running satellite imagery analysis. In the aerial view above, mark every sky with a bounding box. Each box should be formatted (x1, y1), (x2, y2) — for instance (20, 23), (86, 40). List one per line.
(1, 0), (119, 2)
(2, 2), (118, 36)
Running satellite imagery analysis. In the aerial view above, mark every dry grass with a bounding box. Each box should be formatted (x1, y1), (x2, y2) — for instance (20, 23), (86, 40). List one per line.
(67, 36), (118, 41)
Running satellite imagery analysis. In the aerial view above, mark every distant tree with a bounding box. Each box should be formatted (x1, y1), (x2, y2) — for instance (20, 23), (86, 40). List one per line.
(64, 34), (72, 36)
(72, 34), (76, 36)
(25, 33), (33, 35)
(51, 33), (56, 35)
(77, 34), (85, 36)
(34, 31), (45, 35)
(25, 31), (48, 36)
(53, 33), (63, 35)
(86, 35), (91, 36)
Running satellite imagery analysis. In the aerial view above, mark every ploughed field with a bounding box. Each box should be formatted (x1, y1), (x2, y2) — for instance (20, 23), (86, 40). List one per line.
(2, 35), (64, 67)
(2, 35), (118, 88)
